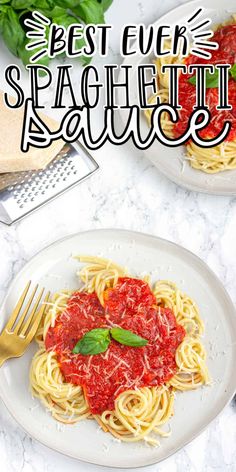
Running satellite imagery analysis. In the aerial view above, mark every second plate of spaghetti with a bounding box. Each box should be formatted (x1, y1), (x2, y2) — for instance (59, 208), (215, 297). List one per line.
(0, 229), (235, 467)
(118, 0), (236, 195)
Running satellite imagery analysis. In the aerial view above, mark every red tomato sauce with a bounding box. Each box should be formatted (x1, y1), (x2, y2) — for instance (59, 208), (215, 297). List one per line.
(174, 24), (236, 142)
(45, 278), (185, 414)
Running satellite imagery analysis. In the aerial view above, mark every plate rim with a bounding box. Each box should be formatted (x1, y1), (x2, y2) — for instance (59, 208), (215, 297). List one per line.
(117, 0), (236, 196)
(0, 227), (236, 468)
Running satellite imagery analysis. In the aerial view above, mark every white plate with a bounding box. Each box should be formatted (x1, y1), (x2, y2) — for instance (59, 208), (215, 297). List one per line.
(117, 0), (236, 195)
(0, 229), (236, 468)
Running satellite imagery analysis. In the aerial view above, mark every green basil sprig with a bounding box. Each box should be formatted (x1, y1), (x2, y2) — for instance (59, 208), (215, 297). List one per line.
(0, 0), (113, 68)
(72, 327), (148, 356)
(188, 64), (236, 88)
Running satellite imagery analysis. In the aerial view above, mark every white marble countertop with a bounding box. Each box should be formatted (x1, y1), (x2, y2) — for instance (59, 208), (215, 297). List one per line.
(0, 0), (236, 471)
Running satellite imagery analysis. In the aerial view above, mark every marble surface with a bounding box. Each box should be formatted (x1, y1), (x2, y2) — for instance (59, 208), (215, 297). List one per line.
(0, 0), (236, 471)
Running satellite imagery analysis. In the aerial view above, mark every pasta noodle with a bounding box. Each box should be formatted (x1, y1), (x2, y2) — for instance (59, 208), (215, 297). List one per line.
(30, 256), (210, 446)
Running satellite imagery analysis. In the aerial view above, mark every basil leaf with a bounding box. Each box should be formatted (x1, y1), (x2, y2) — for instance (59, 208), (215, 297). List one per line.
(0, 5), (8, 34)
(11, 0), (33, 9)
(2, 7), (25, 56)
(110, 328), (148, 347)
(72, 328), (110, 355)
(52, 12), (92, 65)
(47, 6), (65, 18)
(188, 69), (219, 88)
(18, 38), (50, 69)
(72, 0), (105, 24)
(52, 12), (79, 29)
(189, 64), (236, 88)
(97, 0), (113, 11)
(230, 64), (236, 81)
(31, 0), (55, 9)
(55, 0), (80, 8)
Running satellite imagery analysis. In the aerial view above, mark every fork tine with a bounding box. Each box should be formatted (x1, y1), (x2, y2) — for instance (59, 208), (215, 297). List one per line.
(25, 291), (50, 342)
(5, 281), (31, 331)
(20, 287), (45, 337)
(13, 284), (39, 334)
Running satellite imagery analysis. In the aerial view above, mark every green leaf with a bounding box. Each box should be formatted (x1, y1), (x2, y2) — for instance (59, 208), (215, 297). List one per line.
(72, 328), (110, 355)
(189, 64), (236, 88)
(97, 0), (113, 11)
(54, 0), (80, 8)
(11, 0), (33, 9)
(31, 0), (55, 9)
(188, 69), (219, 88)
(18, 39), (50, 70)
(51, 12), (75, 28)
(52, 12), (92, 65)
(73, 326), (148, 356)
(230, 64), (236, 81)
(2, 7), (25, 56)
(46, 6), (65, 18)
(0, 5), (8, 34)
(72, 0), (105, 24)
(110, 328), (148, 347)
(17, 15), (50, 72)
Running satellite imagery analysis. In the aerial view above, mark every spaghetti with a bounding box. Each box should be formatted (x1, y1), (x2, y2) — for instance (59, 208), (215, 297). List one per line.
(145, 16), (236, 173)
(30, 256), (210, 445)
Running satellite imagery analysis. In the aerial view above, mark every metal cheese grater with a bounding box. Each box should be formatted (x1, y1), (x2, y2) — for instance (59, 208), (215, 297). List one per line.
(0, 142), (99, 225)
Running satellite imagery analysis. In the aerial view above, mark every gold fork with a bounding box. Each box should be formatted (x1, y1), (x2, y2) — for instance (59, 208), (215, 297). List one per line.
(0, 281), (50, 367)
